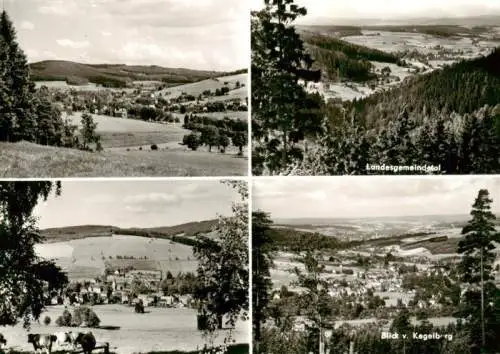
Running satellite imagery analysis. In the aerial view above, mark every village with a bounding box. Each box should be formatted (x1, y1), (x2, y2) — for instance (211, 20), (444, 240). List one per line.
(46, 265), (197, 311)
(38, 76), (248, 124)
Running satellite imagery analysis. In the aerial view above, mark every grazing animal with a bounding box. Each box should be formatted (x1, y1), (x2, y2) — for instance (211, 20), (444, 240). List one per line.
(74, 332), (96, 354)
(0, 333), (6, 347)
(27, 334), (57, 354)
(53, 331), (72, 347)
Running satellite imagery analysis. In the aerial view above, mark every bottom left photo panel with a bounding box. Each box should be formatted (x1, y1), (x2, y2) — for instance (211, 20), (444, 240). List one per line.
(0, 179), (249, 354)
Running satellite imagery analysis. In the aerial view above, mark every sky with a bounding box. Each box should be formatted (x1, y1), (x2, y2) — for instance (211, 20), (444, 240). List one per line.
(251, 0), (500, 24)
(253, 176), (500, 219)
(5, 0), (249, 71)
(34, 180), (241, 229)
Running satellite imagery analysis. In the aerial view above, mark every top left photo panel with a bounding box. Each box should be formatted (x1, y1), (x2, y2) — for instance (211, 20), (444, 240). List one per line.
(0, 0), (250, 177)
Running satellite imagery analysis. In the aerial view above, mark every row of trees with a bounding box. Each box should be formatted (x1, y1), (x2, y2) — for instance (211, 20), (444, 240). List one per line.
(253, 188), (500, 353)
(182, 115), (247, 155)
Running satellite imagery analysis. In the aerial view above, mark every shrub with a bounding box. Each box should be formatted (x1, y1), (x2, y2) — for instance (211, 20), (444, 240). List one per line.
(43, 316), (51, 325)
(151, 144), (158, 151)
(183, 133), (200, 151)
(56, 309), (72, 327)
(72, 306), (101, 328)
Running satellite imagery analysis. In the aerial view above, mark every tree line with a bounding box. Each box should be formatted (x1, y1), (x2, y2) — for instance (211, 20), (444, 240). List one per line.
(182, 114), (247, 154)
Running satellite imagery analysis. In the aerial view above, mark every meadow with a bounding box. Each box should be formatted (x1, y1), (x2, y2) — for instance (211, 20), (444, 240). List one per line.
(0, 141), (246, 177)
(0, 305), (249, 354)
(35, 234), (197, 279)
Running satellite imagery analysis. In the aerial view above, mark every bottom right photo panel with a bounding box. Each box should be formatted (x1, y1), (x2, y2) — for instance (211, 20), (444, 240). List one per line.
(252, 176), (500, 354)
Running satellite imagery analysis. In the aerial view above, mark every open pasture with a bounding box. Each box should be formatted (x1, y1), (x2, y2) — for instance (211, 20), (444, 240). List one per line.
(159, 73), (247, 98)
(0, 141), (247, 177)
(0, 305), (248, 354)
(35, 234), (197, 279)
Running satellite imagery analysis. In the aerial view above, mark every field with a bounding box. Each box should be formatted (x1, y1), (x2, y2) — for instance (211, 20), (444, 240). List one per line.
(159, 73), (247, 99)
(0, 305), (249, 354)
(66, 112), (188, 149)
(35, 234), (197, 279)
(0, 141), (246, 177)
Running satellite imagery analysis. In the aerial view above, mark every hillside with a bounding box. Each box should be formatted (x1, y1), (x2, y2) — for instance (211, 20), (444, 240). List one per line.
(299, 31), (400, 82)
(40, 219), (218, 242)
(28, 60), (240, 88)
(348, 47), (500, 127)
(0, 141), (246, 177)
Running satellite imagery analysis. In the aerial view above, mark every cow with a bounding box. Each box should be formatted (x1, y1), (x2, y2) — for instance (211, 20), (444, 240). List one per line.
(0, 333), (6, 348)
(27, 334), (57, 354)
(53, 331), (72, 347)
(68, 331), (82, 348)
(74, 332), (96, 354)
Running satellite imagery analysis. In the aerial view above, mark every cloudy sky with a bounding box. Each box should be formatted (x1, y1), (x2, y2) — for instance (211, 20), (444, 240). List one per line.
(34, 180), (242, 229)
(251, 0), (500, 23)
(6, 0), (249, 70)
(253, 177), (500, 219)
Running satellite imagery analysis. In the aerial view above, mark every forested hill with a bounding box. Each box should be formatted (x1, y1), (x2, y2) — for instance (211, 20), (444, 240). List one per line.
(40, 219), (218, 242)
(348, 47), (500, 127)
(29, 60), (234, 87)
(299, 31), (401, 82)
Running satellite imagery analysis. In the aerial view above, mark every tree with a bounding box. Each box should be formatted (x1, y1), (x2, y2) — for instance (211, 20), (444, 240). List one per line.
(193, 181), (248, 350)
(231, 131), (247, 155)
(294, 251), (332, 354)
(0, 11), (38, 142)
(183, 132), (201, 151)
(218, 134), (230, 153)
(251, 0), (323, 175)
(457, 189), (500, 352)
(79, 112), (101, 151)
(252, 211), (275, 346)
(0, 182), (65, 328)
(201, 125), (220, 152)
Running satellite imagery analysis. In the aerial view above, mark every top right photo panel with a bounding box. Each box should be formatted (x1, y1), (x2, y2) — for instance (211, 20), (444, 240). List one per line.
(251, 0), (500, 176)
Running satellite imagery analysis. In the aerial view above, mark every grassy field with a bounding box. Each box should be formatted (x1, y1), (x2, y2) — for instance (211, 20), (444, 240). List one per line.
(66, 112), (188, 148)
(35, 234), (197, 278)
(0, 141), (247, 177)
(0, 305), (249, 354)
(160, 73), (247, 98)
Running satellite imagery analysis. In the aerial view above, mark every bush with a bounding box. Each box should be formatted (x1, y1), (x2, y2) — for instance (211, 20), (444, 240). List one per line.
(43, 316), (51, 325)
(183, 133), (200, 151)
(56, 309), (72, 327)
(72, 306), (101, 328)
(151, 144), (158, 151)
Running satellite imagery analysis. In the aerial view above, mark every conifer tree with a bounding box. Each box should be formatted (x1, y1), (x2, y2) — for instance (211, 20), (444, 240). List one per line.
(251, 0), (323, 175)
(457, 189), (500, 352)
(0, 11), (38, 142)
(252, 211), (275, 344)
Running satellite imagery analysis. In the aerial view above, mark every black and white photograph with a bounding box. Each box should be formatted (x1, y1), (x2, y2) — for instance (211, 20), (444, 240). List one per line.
(251, 0), (500, 175)
(252, 176), (500, 353)
(0, 0), (249, 177)
(0, 180), (249, 353)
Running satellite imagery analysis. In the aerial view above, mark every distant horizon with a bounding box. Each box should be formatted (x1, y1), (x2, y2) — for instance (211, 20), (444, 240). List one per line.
(27, 58), (248, 74)
(251, 0), (500, 26)
(295, 13), (500, 26)
(272, 213), (474, 223)
(39, 218), (217, 231)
